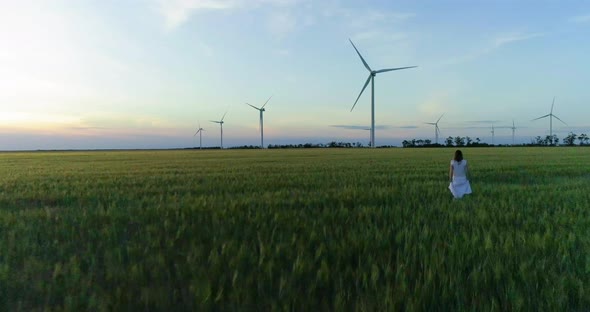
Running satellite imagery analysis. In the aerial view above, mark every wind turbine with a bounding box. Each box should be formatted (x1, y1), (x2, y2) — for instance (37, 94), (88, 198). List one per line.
(424, 113), (444, 144)
(193, 122), (204, 149)
(532, 96), (566, 139)
(210, 112), (227, 149)
(510, 120), (516, 146)
(491, 124), (495, 145)
(349, 39), (417, 148)
(246, 96), (272, 149)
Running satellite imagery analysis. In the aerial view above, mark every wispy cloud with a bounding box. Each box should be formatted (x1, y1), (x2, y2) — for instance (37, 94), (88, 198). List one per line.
(155, 0), (237, 30)
(464, 120), (503, 124)
(344, 8), (414, 46)
(439, 31), (545, 67)
(569, 14), (590, 23)
(349, 10), (415, 29)
(154, 0), (305, 31)
(417, 91), (450, 115)
(493, 32), (545, 48)
(267, 11), (297, 38)
(79, 113), (179, 130)
(330, 125), (387, 130)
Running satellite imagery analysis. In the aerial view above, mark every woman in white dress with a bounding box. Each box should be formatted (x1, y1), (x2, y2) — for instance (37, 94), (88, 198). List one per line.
(448, 150), (472, 199)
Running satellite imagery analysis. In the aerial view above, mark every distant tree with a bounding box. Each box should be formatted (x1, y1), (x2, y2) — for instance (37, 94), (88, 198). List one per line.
(578, 133), (589, 146)
(552, 135), (559, 146)
(465, 136), (472, 146)
(544, 135), (553, 146)
(564, 132), (577, 146)
(424, 139), (432, 145)
(476, 138), (481, 144)
(454, 136), (465, 147)
(534, 136), (544, 146)
(445, 136), (454, 147)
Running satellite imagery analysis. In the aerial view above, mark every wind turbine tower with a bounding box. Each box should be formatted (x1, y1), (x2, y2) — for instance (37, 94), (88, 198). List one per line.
(491, 124), (495, 145)
(246, 96), (272, 149)
(425, 113), (444, 144)
(511, 120), (516, 146)
(194, 123), (204, 149)
(349, 39), (417, 148)
(532, 96), (566, 140)
(210, 112), (227, 149)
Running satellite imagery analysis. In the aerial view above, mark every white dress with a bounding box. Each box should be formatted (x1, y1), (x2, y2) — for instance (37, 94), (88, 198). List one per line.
(449, 159), (472, 198)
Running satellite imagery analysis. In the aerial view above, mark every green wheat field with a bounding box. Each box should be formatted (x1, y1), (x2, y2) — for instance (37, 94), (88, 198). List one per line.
(1, 147), (589, 310)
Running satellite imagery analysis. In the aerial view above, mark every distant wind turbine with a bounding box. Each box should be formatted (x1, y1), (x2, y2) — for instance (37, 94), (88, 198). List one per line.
(532, 96), (566, 139)
(424, 113), (444, 144)
(193, 122), (204, 149)
(210, 112), (227, 149)
(491, 124), (495, 145)
(510, 120), (516, 146)
(246, 96), (272, 149)
(349, 39), (417, 148)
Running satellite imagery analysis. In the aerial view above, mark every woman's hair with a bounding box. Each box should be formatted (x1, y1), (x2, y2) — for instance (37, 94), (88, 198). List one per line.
(454, 150), (463, 162)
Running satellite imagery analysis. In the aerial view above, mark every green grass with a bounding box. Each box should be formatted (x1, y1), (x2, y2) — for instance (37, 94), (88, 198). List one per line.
(1, 148), (589, 310)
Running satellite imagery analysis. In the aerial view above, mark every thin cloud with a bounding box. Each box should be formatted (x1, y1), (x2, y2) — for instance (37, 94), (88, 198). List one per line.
(464, 120), (503, 124)
(349, 10), (415, 29)
(417, 91), (450, 115)
(439, 31), (545, 67)
(69, 126), (109, 130)
(569, 14), (590, 23)
(351, 31), (408, 43)
(330, 125), (388, 130)
(155, 0), (237, 30)
(154, 0), (304, 30)
(493, 32), (545, 48)
(347, 9), (415, 45)
(267, 11), (297, 38)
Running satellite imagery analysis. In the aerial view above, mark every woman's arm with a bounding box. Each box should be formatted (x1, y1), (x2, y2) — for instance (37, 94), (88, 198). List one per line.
(449, 164), (454, 182)
(465, 164), (469, 180)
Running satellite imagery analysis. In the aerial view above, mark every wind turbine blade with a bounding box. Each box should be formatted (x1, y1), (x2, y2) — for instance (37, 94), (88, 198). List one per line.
(210, 120), (221, 124)
(425, 122), (436, 125)
(374, 66), (418, 74)
(261, 95), (273, 109)
(246, 103), (260, 110)
(351, 74), (372, 112)
(349, 39), (372, 72)
(531, 114), (550, 121)
(551, 96), (555, 114)
(437, 113), (445, 123)
(553, 115), (567, 125)
(221, 111), (228, 122)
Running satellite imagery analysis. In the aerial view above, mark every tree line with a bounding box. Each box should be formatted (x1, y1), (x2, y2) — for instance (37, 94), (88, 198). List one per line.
(402, 132), (589, 148)
(187, 132), (589, 149)
(402, 137), (489, 148)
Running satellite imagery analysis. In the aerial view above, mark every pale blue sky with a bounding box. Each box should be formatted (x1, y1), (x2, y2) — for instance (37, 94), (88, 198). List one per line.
(1, 0), (589, 149)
